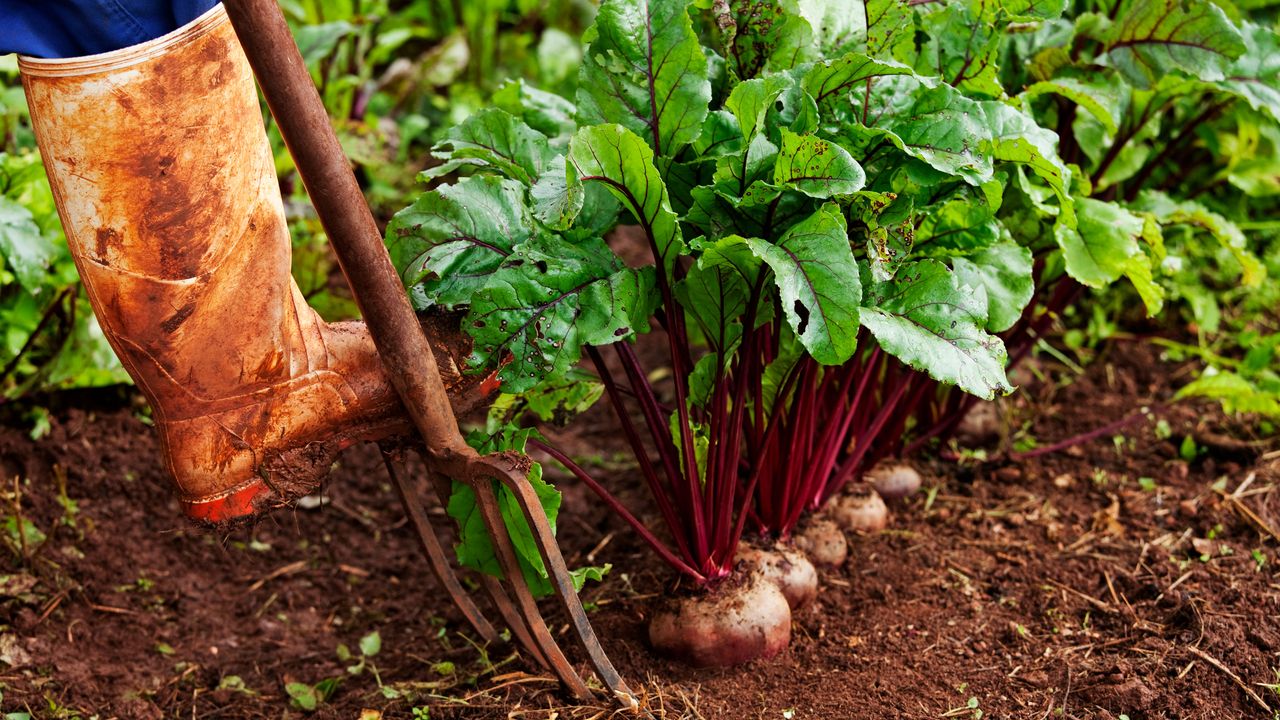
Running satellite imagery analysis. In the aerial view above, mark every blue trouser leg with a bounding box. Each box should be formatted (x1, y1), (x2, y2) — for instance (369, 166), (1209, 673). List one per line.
(0, 0), (219, 58)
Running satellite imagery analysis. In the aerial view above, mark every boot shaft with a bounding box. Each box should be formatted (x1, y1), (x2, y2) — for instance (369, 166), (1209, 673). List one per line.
(20, 6), (327, 416)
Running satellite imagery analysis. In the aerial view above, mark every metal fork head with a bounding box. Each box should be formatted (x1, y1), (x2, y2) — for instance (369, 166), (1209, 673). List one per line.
(379, 442), (642, 713)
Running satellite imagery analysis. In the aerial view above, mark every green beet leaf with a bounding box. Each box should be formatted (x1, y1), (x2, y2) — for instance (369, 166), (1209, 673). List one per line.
(717, 0), (819, 80)
(568, 124), (687, 277)
(464, 234), (657, 393)
(725, 75), (793, 145)
(747, 204), (862, 365)
(801, 51), (914, 115)
(1214, 22), (1280, 124)
(1094, 0), (1246, 89)
(448, 426), (610, 597)
(774, 129), (865, 198)
(676, 235), (764, 354)
(1055, 197), (1143, 286)
(577, 0), (711, 156)
(0, 197), (57, 295)
(492, 79), (579, 146)
(385, 176), (533, 310)
(1131, 191), (1266, 287)
(864, 0), (915, 62)
(1019, 76), (1126, 136)
(1055, 197), (1163, 315)
(420, 108), (556, 186)
(859, 259), (1012, 399)
(950, 242), (1035, 333)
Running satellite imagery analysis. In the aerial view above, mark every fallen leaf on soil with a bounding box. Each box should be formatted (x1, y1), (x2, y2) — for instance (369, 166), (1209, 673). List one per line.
(0, 634), (31, 667)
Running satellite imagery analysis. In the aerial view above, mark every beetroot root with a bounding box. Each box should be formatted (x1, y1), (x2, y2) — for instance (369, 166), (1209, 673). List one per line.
(794, 518), (848, 566)
(955, 401), (999, 445)
(648, 571), (792, 667)
(831, 486), (888, 532)
(868, 463), (922, 502)
(738, 544), (818, 610)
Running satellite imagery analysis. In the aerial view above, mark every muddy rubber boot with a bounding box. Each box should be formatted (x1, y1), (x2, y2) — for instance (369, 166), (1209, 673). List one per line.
(19, 5), (491, 524)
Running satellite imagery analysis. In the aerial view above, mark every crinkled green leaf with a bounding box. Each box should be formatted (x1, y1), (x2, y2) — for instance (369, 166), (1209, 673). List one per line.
(1094, 0), (1246, 89)
(1055, 197), (1163, 314)
(1055, 197), (1143, 287)
(492, 79), (579, 144)
(1020, 77), (1125, 136)
(1215, 22), (1280, 123)
(859, 259), (1012, 398)
(577, 0), (711, 156)
(1131, 191), (1266, 286)
(676, 235), (763, 353)
(981, 100), (1075, 226)
(385, 176), (532, 309)
(801, 51), (914, 112)
(853, 78), (1073, 223)
(720, 0), (819, 79)
(0, 198), (56, 294)
(747, 204), (861, 365)
(421, 109), (556, 186)
(950, 241), (1034, 333)
(465, 235), (657, 392)
(774, 129), (865, 198)
(568, 124), (687, 276)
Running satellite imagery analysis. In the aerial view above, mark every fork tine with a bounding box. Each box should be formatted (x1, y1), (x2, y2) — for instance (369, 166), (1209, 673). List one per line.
(379, 445), (499, 644)
(475, 455), (642, 713)
(469, 477), (594, 701)
(477, 573), (548, 668)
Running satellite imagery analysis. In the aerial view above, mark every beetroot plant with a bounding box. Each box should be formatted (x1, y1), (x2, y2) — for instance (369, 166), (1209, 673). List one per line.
(387, 0), (1043, 583)
(385, 0), (1275, 664)
(888, 0), (1277, 452)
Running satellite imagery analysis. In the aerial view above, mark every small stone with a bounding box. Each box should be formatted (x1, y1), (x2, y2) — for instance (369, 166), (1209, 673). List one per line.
(995, 466), (1023, 483)
(1052, 473), (1074, 489)
(1191, 537), (1216, 556)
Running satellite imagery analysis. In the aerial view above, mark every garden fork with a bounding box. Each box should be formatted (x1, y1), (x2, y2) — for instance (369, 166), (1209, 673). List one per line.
(218, 0), (640, 710)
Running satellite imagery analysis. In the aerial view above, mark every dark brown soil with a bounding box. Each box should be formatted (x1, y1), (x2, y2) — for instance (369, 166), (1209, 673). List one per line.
(0, 339), (1277, 720)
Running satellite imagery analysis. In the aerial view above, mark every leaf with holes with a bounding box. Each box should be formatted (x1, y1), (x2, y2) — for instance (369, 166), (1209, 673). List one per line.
(774, 129), (865, 198)
(747, 204), (862, 365)
(385, 176), (533, 310)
